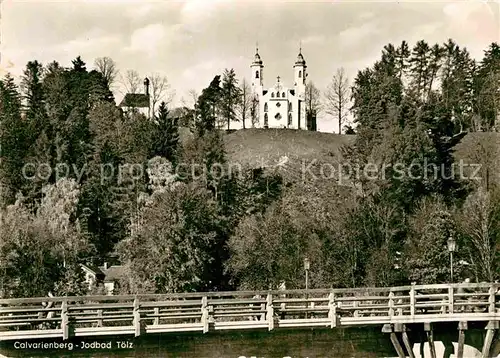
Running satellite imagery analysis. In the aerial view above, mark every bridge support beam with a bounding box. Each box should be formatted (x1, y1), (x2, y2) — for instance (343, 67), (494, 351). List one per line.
(482, 321), (498, 358)
(457, 321), (467, 358)
(424, 322), (436, 358)
(401, 325), (415, 358)
(383, 324), (405, 358)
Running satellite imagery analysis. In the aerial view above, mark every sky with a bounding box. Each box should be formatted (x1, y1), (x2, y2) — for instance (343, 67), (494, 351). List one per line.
(0, 0), (499, 132)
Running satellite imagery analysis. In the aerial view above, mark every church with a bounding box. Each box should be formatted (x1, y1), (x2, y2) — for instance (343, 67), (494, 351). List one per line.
(251, 47), (314, 130)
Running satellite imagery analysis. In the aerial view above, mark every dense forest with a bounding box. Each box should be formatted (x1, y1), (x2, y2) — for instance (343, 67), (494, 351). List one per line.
(0, 39), (499, 298)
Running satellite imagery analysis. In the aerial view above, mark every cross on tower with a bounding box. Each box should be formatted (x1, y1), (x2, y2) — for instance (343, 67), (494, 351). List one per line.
(277, 76), (280, 82)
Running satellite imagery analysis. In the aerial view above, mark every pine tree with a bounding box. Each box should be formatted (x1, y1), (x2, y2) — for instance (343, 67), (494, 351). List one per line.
(151, 101), (179, 165)
(21, 61), (47, 133)
(195, 75), (222, 136)
(0, 74), (28, 205)
(408, 40), (431, 100)
(221, 69), (241, 130)
(475, 42), (500, 131)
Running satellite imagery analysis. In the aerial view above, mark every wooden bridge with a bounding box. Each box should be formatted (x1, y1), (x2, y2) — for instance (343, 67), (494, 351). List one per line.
(1, 282), (500, 358)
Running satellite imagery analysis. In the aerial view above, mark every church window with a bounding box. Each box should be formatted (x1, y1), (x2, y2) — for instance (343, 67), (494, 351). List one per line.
(264, 113), (268, 128)
(256, 70), (259, 79)
(275, 113), (282, 120)
(299, 71), (302, 78)
(271, 92), (274, 98)
(276, 102), (281, 108)
(282, 92), (285, 97)
(288, 113), (292, 126)
(289, 102), (292, 112)
(277, 92), (280, 98)
(264, 103), (268, 112)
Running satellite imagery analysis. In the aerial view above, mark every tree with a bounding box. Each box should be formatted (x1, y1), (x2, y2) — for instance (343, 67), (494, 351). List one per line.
(195, 75), (221, 136)
(94, 57), (118, 88)
(220, 69), (242, 130)
(21, 60), (46, 127)
(304, 80), (321, 116)
(440, 40), (475, 132)
(149, 72), (174, 116)
(402, 196), (458, 284)
(475, 43), (500, 131)
(0, 179), (89, 298)
(117, 181), (221, 293)
(0, 74), (28, 205)
(250, 94), (259, 128)
(181, 89), (199, 111)
(238, 78), (252, 129)
(458, 188), (500, 282)
(324, 68), (350, 134)
(151, 101), (179, 165)
(121, 70), (141, 94)
(80, 102), (128, 262)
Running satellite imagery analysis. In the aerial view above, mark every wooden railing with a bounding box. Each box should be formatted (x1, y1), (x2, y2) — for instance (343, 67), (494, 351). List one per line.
(1, 283), (499, 341)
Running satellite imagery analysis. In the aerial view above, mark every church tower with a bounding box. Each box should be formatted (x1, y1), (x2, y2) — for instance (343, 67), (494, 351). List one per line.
(251, 46), (264, 92)
(293, 47), (306, 98)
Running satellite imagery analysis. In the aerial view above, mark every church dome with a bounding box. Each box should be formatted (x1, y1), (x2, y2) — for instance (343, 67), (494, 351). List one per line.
(295, 52), (306, 66)
(252, 52), (263, 65)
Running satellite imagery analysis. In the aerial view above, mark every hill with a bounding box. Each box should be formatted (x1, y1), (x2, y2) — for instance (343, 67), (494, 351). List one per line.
(224, 129), (500, 192)
(224, 129), (356, 205)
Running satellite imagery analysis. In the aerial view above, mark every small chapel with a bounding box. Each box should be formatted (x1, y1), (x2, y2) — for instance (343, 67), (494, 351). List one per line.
(250, 47), (315, 130)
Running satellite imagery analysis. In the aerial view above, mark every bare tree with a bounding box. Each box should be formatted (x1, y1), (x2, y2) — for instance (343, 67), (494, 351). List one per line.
(238, 79), (252, 129)
(324, 68), (350, 134)
(121, 70), (141, 94)
(187, 89), (199, 109)
(149, 73), (174, 116)
(304, 80), (322, 116)
(94, 57), (118, 88)
(180, 89), (198, 130)
(458, 188), (500, 282)
(250, 95), (259, 128)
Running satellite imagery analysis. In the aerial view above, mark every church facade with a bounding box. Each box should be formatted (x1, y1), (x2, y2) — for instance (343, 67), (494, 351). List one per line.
(251, 48), (309, 130)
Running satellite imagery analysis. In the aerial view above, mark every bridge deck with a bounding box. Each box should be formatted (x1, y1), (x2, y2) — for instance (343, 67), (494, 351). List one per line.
(1, 283), (499, 341)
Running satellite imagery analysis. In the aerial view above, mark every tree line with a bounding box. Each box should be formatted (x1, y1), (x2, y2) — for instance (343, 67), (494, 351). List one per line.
(0, 39), (499, 298)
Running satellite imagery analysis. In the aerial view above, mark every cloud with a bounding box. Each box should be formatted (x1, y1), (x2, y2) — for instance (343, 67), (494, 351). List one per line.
(439, 1), (499, 58)
(301, 35), (326, 45)
(337, 21), (381, 49)
(180, 0), (223, 26)
(125, 23), (167, 56)
(1, 0), (498, 132)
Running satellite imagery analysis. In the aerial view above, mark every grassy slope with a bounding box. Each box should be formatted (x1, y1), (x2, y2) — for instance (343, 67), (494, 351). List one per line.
(224, 129), (356, 206)
(225, 129), (500, 190)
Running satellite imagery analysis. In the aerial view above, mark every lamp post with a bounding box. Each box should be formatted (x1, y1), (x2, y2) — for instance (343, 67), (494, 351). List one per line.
(304, 257), (310, 318)
(447, 235), (457, 283)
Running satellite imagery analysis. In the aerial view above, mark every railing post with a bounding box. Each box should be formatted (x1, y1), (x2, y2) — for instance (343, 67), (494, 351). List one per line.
(448, 286), (454, 314)
(153, 307), (159, 326)
(201, 296), (209, 333)
(266, 294), (275, 331)
(388, 291), (395, 318)
(328, 292), (338, 328)
(410, 284), (415, 317)
(97, 309), (103, 327)
(260, 299), (266, 321)
(133, 297), (141, 337)
(396, 292), (403, 316)
(489, 285), (496, 314)
(61, 300), (69, 340)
